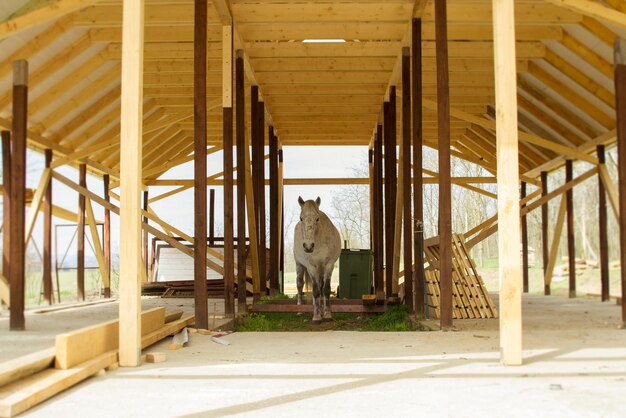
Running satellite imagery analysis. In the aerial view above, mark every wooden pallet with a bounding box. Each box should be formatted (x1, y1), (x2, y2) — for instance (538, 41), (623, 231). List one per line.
(423, 234), (497, 319)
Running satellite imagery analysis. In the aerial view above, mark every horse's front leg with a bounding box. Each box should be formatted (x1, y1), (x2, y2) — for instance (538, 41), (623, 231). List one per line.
(322, 267), (333, 321)
(311, 275), (322, 324)
(295, 262), (305, 305)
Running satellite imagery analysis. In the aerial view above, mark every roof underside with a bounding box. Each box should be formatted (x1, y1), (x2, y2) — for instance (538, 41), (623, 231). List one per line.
(0, 0), (622, 183)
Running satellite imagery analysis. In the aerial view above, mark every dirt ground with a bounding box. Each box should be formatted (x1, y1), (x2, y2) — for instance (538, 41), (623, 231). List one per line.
(2, 293), (624, 417)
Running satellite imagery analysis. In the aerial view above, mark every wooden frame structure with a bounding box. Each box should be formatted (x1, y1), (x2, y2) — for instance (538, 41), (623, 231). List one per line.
(0, 0), (624, 369)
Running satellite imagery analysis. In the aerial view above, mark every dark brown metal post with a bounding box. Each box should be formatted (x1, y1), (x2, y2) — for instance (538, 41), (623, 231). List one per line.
(597, 145), (609, 301)
(566, 160), (576, 298)
(236, 50), (247, 311)
(412, 17), (425, 318)
(1, 131), (10, 285)
(103, 174), (111, 298)
(209, 188), (215, 246)
(269, 126), (279, 295)
(541, 171), (550, 295)
(616, 38), (626, 325)
(435, 0), (453, 329)
(193, 0), (208, 329)
(10, 61), (27, 330)
(521, 181), (529, 293)
(77, 164), (86, 301)
(223, 104), (235, 317)
(43, 149), (53, 304)
(374, 124), (384, 300)
(401, 47), (413, 311)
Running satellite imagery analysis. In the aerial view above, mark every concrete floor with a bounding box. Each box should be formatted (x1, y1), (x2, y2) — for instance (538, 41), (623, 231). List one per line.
(2, 294), (626, 417)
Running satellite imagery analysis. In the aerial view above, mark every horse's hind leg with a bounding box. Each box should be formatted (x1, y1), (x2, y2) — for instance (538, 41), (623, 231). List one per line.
(322, 267), (333, 321)
(296, 262), (305, 305)
(311, 275), (322, 324)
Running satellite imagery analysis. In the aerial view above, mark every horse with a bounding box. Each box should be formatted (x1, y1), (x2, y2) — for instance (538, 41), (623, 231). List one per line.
(294, 196), (341, 323)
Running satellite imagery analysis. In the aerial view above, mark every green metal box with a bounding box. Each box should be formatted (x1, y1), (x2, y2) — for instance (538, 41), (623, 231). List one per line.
(338, 249), (373, 299)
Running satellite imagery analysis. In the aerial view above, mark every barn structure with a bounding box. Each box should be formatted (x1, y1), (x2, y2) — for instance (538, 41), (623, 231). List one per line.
(0, 0), (625, 400)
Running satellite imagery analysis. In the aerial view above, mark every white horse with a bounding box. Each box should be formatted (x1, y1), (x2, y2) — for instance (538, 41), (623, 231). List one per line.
(294, 196), (341, 323)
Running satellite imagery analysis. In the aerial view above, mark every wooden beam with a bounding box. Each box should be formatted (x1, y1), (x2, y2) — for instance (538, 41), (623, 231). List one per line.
(118, 0), (144, 367)
(597, 145), (610, 302)
(566, 160), (576, 298)
(384, 93), (396, 299)
(85, 198), (109, 292)
(23, 168), (50, 248)
(10, 61), (28, 330)
(142, 190), (149, 280)
(269, 126), (279, 295)
(413, 17), (425, 317)
(374, 124), (384, 300)
(401, 46), (413, 312)
(544, 196), (568, 288)
(194, 0), (209, 330)
(223, 24), (235, 317)
(545, 0), (626, 28)
(236, 50), (247, 312)
(77, 164), (86, 301)
(523, 167), (597, 215)
(258, 101), (267, 295)
(614, 38), (626, 326)
(103, 174), (111, 298)
(521, 182), (529, 293)
(2, 131), (10, 306)
(43, 150), (52, 304)
(541, 171), (550, 295)
(599, 164), (620, 219)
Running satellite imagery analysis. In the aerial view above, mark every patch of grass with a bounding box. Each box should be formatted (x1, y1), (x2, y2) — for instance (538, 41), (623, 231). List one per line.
(361, 305), (415, 331)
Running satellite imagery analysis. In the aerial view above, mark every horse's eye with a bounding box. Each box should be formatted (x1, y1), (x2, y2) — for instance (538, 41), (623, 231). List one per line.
(300, 217), (303, 222)
(316, 218), (319, 222)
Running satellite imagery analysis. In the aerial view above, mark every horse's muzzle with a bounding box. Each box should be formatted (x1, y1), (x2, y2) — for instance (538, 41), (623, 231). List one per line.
(303, 243), (315, 253)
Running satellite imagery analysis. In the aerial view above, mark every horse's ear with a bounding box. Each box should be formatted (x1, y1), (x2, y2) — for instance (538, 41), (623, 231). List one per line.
(298, 196), (305, 207)
(315, 197), (321, 207)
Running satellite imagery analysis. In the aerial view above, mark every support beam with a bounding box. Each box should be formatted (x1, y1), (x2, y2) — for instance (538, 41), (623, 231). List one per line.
(544, 196), (568, 290)
(10, 61), (28, 330)
(597, 145), (610, 302)
(566, 160), (576, 298)
(236, 50), (247, 312)
(193, 0), (208, 330)
(383, 95), (396, 299)
(77, 164), (86, 301)
(614, 38), (626, 326)
(401, 47), (413, 312)
(142, 190), (149, 280)
(269, 126), (279, 295)
(258, 101), (267, 295)
(103, 174), (111, 298)
(374, 124), (384, 300)
(209, 189), (215, 246)
(541, 171), (550, 295)
(43, 150), (53, 304)
(521, 181), (529, 293)
(1, 131), (10, 298)
(435, 0), (453, 329)
(84, 198), (109, 293)
(494, 0), (523, 365)
(223, 24), (235, 317)
(118, 0), (144, 367)
(546, 0), (626, 28)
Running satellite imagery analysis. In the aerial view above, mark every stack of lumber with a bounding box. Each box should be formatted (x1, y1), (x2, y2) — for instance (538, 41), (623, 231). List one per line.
(423, 234), (498, 319)
(0, 308), (193, 417)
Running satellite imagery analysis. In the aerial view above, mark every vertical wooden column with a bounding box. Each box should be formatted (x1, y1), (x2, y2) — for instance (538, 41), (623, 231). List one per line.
(278, 147), (285, 292)
(541, 171), (550, 295)
(223, 24), (235, 317)
(521, 181), (529, 293)
(193, 0), (208, 330)
(1, 131), (10, 285)
(142, 190), (148, 278)
(565, 160), (576, 298)
(383, 94), (396, 299)
(269, 126), (279, 295)
(103, 174), (111, 298)
(43, 149), (53, 304)
(435, 0), (453, 329)
(374, 124), (384, 300)
(209, 189), (215, 246)
(119, 0), (144, 366)
(235, 50), (247, 311)
(250, 85), (261, 300)
(616, 39), (626, 325)
(77, 164), (86, 301)
(401, 47), (413, 311)
(258, 102), (266, 295)
(10, 61), (27, 330)
(493, 0), (523, 365)
(597, 145), (609, 302)
(412, 18), (425, 318)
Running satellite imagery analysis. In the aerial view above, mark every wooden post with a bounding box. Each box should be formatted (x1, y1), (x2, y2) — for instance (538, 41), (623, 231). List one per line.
(597, 145), (609, 302)
(279, 148), (285, 292)
(521, 181), (529, 293)
(119, 0), (144, 366)
(258, 101), (267, 295)
(374, 124), (384, 300)
(193, 0), (208, 330)
(10, 61), (27, 330)
(383, 94), (396, 299)
(209, 189), (215, 246)
(1, 131), (10, 286)
(77, 164), (86, 301)
(401, 47), (413, 311)
(269, 126), (279, 295)
(103, 174), (111, 298)
(251, 85), (260, 299)
(142, 190), (148, 279)
(412, 17), (425, 318)
(235, 50), (247, 312)
(616, 39), (626, 325)
(223, 24), (234, 317)
(43, 149), (53, 304)
(541, 171), (550, 295)
(565, 160), (576, 298)
(494, 0), (523, 365)
(435, 0), (453, 329)
(248, 86), (261, 301)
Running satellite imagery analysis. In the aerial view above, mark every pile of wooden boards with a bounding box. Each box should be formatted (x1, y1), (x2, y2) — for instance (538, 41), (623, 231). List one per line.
(0, 307), (194, 417)
(423, 234), (498, 319)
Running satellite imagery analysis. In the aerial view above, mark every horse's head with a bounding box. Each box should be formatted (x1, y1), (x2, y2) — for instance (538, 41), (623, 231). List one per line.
(298, 196), (321, 253)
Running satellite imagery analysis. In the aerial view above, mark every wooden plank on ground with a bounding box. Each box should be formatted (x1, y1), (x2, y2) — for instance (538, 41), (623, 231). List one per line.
(141, 315), (195, 349)
(0, 348), (55, 388)
(55, 307), (165, 369)
(0, 351), (117, 418)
